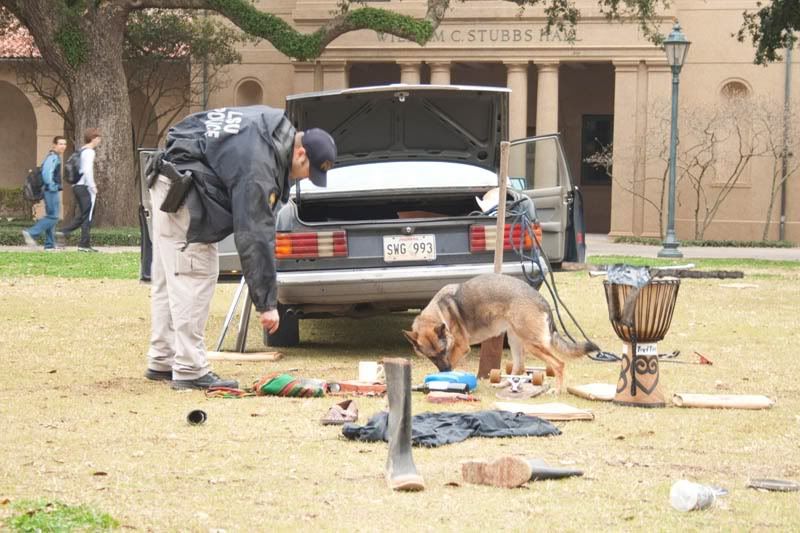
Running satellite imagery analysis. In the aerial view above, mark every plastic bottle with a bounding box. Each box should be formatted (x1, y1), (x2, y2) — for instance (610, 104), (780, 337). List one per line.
(669, 480), (717, 512)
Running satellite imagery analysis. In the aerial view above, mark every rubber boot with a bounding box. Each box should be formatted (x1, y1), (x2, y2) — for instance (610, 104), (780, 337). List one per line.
(384, 357), (425, 491)
(461, 456), (583, 488)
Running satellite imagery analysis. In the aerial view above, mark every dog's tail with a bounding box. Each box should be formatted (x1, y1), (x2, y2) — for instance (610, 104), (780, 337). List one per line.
(551, 331), (599, 359)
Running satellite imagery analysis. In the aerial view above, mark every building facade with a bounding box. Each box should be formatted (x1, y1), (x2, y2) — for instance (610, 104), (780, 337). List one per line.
(1, 0), (798, 242)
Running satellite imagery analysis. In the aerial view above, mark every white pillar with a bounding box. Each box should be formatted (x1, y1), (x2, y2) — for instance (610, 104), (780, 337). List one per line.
(534, 61), (560, 188)
(535, 61), (559, 136)
(398, 61), (422, 84)
(321, 60), (348, 90)
(505, 62), (529, 181)
(505, 62), (529, 141)
(429, 62), (451, 85)
(609, 60), (640, 237)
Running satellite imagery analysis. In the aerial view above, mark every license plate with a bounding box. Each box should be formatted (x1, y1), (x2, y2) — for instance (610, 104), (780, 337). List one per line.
(383, 235), (436, 262)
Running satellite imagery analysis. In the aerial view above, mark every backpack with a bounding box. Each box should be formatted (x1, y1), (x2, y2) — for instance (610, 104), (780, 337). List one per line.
(64, 148), (85, 185)
(22, 167), (44, 202)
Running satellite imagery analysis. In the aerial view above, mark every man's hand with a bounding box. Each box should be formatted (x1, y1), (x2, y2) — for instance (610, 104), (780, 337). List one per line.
(260, 309), (280, 334)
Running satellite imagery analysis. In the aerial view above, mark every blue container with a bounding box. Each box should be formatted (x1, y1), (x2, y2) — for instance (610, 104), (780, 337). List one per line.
(423, 371), (478, 391)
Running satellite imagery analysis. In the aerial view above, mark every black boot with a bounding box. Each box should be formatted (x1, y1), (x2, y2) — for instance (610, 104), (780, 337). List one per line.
(384, 358), (425, 491)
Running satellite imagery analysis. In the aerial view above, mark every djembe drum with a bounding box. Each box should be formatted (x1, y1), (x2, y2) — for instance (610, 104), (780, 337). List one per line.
(603, 277), (680, 408)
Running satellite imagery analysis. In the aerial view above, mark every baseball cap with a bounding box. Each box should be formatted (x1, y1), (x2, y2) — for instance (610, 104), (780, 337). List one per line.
(302, 128), (337, 187)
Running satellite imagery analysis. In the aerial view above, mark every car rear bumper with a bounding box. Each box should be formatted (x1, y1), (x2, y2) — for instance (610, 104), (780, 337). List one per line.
(275, 262), (547, 306)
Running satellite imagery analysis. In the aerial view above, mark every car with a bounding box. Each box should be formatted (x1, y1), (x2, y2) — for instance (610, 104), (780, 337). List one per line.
(138, 84), (586, 348)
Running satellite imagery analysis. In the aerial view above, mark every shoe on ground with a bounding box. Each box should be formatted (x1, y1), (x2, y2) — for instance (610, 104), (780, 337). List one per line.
(171, 372), (238, 391)
(461, 456), (533, 488)
(21, 230), (37, 248)
(78, 246), (99, 253)
(144, 368), (172, 381)
(320, 399), (359, 425)
(44, 246), (64, 252)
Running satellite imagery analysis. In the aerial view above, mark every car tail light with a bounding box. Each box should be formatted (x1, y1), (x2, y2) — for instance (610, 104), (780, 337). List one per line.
(469, 223), (541, 253)
(276, 231), (347, 259)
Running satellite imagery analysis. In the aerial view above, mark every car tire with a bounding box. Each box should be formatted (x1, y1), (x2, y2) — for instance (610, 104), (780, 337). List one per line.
(264, 304), (300, 347)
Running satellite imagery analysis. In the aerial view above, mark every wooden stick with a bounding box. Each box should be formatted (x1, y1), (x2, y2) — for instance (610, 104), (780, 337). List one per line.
(478, 141), (511, 379)
(206, 351), (283, 362)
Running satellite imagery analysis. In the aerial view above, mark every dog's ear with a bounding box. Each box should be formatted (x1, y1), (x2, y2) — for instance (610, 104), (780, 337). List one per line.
(402, 330), (419, 348)
(435, 322), (447, 340)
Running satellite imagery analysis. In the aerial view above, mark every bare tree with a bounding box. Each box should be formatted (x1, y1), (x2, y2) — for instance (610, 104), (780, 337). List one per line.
(677, 95), (771, 240)
(757, 97), (800, 240)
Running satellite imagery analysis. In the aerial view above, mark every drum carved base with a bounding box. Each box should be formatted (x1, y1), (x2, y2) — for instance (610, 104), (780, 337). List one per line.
(613, 343), (666, 408)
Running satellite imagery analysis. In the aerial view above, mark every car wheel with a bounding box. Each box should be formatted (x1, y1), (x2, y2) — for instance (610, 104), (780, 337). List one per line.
(263, 304), (299, 347)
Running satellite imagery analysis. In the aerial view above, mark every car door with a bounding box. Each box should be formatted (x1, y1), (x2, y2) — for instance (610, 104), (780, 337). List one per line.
(507, 134), (575, 265)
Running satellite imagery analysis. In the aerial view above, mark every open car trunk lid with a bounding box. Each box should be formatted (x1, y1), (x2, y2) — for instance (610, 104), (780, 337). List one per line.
(286, 84), (509, 173)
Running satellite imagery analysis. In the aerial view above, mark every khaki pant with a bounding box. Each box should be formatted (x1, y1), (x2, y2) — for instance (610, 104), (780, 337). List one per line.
(147, 176), (219, 380)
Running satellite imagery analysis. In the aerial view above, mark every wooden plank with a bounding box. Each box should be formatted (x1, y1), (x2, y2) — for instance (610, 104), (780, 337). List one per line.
(206, 351), (283, 362)
(494, 401), (595, 421)
(672, 393), (774, 410)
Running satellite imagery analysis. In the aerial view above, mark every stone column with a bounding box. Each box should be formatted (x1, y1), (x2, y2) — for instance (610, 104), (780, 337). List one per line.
(609, 60), (640, 237)
(534, 61), (560, 188)
(505, 62), (529, 181)
(398, 61), (422, 84)
(429, 62), (451, 85)
(505, 62), (529, 141)
(645, 62), (672, 238)
(293, 61), (319, 94)
(321, 60), (348, 90)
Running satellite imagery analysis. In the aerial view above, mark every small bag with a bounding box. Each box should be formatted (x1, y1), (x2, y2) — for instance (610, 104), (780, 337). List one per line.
(22, 167), (44, 202)
(64, 148), (86, 185)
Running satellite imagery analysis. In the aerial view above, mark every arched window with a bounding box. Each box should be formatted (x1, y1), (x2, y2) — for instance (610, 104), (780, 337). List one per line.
(716, 80), (753, 186)
(236, 79), (263, 106)
(720, 80), (750, 100)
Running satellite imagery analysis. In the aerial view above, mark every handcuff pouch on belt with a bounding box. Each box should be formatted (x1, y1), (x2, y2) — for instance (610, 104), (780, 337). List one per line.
(145, 150), (193, 213)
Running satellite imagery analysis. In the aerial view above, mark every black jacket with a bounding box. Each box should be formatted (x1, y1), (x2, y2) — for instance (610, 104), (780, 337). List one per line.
(159, 105), (295, 313)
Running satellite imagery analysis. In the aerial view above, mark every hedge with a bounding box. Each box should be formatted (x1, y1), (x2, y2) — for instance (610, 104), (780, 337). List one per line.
(613, 235), (795, 248)
(0, 225), (140, 246)
(0, 187), (32, 220)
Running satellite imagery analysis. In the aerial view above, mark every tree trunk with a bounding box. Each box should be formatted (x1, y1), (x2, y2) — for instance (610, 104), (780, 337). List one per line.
(69, 16), (137, 227)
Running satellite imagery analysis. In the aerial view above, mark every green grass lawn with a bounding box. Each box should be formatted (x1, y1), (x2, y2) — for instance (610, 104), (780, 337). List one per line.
(1, 254), (798, 530)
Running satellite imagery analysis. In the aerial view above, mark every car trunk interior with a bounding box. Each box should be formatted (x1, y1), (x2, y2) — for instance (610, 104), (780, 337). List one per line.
(294, 190), (495, 223)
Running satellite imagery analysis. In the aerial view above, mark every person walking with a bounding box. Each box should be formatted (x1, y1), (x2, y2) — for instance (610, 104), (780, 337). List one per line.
(22, 136), (67, 251)
(58, 128), (101, 252)
(143, 106), (336, 390)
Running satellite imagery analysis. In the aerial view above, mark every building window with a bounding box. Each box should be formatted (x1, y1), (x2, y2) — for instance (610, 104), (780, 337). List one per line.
(236, 79), (263, 106)
(721, 80), (749, 100)
(581, 115), (613, 185)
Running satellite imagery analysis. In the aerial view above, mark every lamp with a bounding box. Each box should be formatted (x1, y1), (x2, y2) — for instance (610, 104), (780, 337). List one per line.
(658, 21), (691, 259)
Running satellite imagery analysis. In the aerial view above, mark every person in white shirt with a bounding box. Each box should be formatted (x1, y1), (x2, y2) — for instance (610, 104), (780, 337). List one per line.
(59, 128), (101, 252)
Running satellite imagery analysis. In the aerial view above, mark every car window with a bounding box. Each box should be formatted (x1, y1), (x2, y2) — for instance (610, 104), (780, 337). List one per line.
(291, 161), (499, 193)
(508, 136), (567, 190)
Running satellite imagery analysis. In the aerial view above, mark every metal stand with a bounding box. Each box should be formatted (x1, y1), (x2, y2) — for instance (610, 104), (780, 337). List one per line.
(214, 276), (253, 353)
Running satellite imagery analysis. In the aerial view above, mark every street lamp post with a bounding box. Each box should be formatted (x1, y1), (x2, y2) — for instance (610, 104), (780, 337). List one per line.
(658, 21), (691, 258)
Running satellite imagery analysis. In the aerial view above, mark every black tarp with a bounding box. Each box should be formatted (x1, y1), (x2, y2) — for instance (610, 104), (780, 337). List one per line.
(342, 410), (561, 447)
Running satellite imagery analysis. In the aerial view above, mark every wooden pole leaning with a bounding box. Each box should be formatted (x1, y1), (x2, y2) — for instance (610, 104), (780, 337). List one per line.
(477, 141), (510, 379)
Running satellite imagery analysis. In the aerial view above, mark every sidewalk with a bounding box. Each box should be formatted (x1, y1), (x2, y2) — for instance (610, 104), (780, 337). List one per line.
(586, 234), (800, 261)
(1, 235), (798, 260)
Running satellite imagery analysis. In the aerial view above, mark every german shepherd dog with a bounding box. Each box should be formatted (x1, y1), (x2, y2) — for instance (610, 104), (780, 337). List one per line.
(403, 273), (598, 393)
